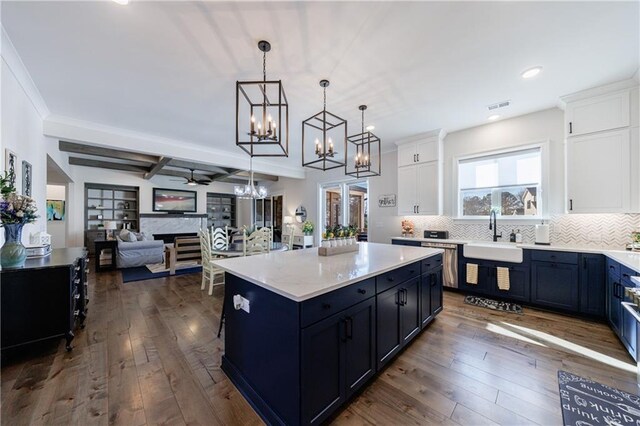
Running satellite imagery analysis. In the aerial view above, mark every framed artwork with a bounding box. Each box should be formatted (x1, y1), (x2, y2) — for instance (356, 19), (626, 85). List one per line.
(378, 194), (397, 208)
(4, 149), (17, 188)
(46, 200), (65, 221)
(22, 161), (32, 196)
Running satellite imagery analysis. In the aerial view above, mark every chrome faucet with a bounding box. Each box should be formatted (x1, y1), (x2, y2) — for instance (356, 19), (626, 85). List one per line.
(489, 210), (502, 242)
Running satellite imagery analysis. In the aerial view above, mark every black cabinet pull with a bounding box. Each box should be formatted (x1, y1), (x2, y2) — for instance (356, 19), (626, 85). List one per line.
(346, 317), (353, 340)
(357, 288), (367, 294)
(403, 289), (408, 305)
(387, 276), (395, 282)
(569, 122), (573, 134)
(550, 255), (556, 259)
(409, 270), (415, 275)
(610, 265), (616, 270)
(569, 199), (573, 211)
(322, 303), (331, 310)
(341, 319), (348, 342)
(623, 273), (630, 279)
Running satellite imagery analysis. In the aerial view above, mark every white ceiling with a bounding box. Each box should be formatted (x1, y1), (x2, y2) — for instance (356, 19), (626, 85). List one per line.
(3, 1), (639, 171)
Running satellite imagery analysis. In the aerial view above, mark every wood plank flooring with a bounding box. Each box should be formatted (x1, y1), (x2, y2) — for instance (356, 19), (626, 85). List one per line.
(1, 269), (637, 425)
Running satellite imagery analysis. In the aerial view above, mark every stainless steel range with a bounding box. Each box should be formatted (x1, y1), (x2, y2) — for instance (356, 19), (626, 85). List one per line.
(420, 230), (458, 288)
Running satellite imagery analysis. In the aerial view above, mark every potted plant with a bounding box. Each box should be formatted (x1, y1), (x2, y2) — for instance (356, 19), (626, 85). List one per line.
(302, 220), (314, 236)
(1, 171), (39, 268)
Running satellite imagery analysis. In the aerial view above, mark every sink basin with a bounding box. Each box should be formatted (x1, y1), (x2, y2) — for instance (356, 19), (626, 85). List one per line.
(463, 241), (523, 263)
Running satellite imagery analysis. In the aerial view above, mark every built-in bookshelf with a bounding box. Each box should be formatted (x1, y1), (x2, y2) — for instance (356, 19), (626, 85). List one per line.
(84, 184), (140, 256)
(207, 193), (236, 229)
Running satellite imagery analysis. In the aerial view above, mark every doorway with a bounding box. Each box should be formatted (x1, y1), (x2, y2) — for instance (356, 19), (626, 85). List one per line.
(320, 180), (368, 239)
(46, 156), (73, 249)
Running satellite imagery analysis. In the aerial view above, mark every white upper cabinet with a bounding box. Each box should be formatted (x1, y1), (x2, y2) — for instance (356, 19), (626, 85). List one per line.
(565, 90), (630, 136)
(397, 134), (441, 167)
(396, 129), (444, 215)
(562, 80), (639, 213)
(566, 129), (630, 213)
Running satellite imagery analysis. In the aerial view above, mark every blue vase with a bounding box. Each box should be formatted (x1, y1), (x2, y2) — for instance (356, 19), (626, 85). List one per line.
(1, 223), (27, 268)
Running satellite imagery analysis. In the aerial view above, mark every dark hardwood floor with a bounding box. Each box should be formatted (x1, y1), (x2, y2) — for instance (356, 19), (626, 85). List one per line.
(1, 269), (637, 425)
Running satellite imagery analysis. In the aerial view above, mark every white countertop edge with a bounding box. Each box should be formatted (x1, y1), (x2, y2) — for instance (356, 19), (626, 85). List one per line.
(213, 247), (444, 302)
(392, 237), (640, 272)
(632, 276), (640, 286)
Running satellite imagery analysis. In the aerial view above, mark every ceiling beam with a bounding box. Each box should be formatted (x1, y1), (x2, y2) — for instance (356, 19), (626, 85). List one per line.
(167, 159), (232, 175)
(60, 140), (159, 164)
(68, 157), (149, 173)
(155, 169), (211, 181)
(144, 156), (172, 180)
(233, 171), (279, 182)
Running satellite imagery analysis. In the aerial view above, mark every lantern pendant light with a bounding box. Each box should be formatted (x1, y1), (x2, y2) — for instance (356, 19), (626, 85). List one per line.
(345, 105), (381, 178)
(236, 40), (289, 157)
(302, 80), (347, 171)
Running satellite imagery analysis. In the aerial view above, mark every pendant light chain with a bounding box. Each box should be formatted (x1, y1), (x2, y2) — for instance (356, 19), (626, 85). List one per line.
(361, 108), (365, 134)
(263, 51), (267, 82)
(323, 86), (327, 111)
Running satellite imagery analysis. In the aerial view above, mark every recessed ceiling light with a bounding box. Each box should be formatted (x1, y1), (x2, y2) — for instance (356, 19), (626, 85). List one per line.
(488, 114), (500, 121)
(366, 125), (375, 131)
(112, 0), (129, 5)
(521, 66), (543, 79)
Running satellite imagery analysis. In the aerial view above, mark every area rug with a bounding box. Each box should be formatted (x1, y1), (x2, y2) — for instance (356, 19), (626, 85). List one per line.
(121, 265), (202, 283)
(463, 295), (523, 314)
(558, 370), (640, 424)
(146, 261), (200, 274)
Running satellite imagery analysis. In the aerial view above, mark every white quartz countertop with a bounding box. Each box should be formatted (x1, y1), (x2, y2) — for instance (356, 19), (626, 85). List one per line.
(212, 242), (443, 302)
(392, 236), (640, 272)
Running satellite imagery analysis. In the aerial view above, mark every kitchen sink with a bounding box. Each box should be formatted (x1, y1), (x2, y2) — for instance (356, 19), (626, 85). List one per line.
(463, 241), (523, 263)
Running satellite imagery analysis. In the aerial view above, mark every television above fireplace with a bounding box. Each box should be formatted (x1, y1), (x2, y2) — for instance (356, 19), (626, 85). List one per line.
(152, 188), (197, 213)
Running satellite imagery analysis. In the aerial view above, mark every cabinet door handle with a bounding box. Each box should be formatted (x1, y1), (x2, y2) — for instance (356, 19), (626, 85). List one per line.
(610, 265), (616, 270)
(357, 288), (367, 295)
(417, 205), (420, 214)
(403, 288), (408, 305)
(346, 317), (353, 340)
(413, 154), (417, 162)
(623, 273), (630, 279)
(416, 153), (419, 162)
(387, 276), (395, 282)
(322, 303), (331, 310)
(569, 122), (573, 134)
(569, 199), (573, 211)
(341, 319), (348, 342)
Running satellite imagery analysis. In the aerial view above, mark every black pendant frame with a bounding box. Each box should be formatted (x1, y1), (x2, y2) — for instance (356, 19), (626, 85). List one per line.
(302, 80), (347, 171)
(235, 40), (289, 158)
(345, 105), (381, 178)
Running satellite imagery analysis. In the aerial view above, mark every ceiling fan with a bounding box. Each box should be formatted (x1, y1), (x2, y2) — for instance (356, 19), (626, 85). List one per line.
(171, 169), (211, 186)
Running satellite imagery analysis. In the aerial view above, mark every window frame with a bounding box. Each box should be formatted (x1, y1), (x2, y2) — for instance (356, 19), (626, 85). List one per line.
(452, 141), (550, 223)
(317, 178), (369, 239)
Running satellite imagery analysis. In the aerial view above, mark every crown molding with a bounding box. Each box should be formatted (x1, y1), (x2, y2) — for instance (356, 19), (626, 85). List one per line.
(43, 115), (306, 179)
(1, 26), (50, 119)
(559, 78), (639, 105)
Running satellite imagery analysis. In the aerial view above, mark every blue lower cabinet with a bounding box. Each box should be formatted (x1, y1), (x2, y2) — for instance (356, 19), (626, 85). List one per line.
(607, 270), (623, 333)
(400, 277), (421, 344)
(531, 262), (579, 311)
(579, 254), (605, 317)
(430, 267), (443, 317)
(459, 261), (492, 294)
(301, 297), (376, 424)
(490, 265), (530, 302)
(420, 273), (432, 326)
(376, 285), (402, 369)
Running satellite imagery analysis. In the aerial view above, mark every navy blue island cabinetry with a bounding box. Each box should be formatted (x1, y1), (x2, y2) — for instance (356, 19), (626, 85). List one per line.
(214, 243), (444, 426)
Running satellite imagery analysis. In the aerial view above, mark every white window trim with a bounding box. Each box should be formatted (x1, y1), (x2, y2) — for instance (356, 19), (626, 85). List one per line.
(317, 177), (369, 240)
(452, 140), (550, 224)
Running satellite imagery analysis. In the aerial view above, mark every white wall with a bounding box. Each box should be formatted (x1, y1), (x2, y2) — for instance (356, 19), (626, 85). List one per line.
(442, 107), (565, 216)
(0, 59), (50, 244)
(266, 150), (400, 243)
(46, 184), (66, 248)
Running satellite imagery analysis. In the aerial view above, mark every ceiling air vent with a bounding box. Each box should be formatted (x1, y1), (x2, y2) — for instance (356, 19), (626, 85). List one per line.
(487, 100), (511, 111)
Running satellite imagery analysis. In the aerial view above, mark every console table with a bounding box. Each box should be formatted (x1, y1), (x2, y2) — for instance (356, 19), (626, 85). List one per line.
(1, 247), (89, 351)
(94, 239), (117, 272)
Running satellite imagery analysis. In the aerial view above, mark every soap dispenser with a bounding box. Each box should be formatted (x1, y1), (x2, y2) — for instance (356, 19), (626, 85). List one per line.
(515, 229), (522, 243)
(509, 229), (516, 243)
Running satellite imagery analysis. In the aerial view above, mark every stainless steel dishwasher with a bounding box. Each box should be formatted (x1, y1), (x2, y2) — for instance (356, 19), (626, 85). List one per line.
(420, 234), (458, 288)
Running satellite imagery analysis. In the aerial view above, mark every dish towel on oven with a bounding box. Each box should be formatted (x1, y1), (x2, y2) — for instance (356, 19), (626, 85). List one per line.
(466, 263), (478, 285)
(497, 267), (510, 291)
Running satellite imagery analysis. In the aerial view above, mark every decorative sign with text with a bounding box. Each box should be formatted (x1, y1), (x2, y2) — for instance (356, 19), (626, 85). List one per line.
(378, 194), (396, 208)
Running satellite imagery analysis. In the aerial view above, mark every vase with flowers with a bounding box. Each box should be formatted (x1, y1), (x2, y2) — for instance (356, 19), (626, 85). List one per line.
(302, 220), (314, 236)
(1, 171), (39, 268)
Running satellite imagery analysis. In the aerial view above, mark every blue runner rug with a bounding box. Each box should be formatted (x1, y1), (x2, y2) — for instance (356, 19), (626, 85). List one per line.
(121, 265), (202, 283)
(559, 370), (640, 425)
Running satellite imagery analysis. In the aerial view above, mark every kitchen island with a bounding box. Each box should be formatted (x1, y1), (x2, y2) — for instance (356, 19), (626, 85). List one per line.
(213, 242), (444, 425)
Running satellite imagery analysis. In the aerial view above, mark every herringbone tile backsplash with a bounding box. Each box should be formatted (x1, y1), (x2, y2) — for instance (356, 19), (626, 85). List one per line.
(406, 214), (640, 249)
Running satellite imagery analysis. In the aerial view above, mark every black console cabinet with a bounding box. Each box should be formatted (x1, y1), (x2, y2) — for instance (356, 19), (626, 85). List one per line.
(1, 248), (89, 351)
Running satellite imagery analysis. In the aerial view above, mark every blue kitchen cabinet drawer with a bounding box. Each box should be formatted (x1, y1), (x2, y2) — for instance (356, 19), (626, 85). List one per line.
(301, 278), (375, 328)
(530, 250), (578, 265)
(391, 239), (421, 247)
(376, 261), (421, 294)
(607, 258), (621, 278)
(421, 254), (443, 273)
